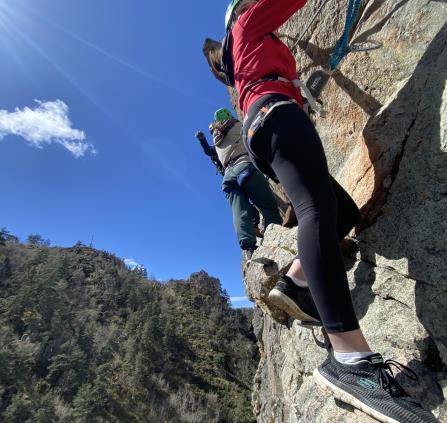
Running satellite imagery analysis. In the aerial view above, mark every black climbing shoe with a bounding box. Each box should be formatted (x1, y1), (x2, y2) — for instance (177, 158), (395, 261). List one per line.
(268, 274), (322, 326)
(314, 351), (439, 423)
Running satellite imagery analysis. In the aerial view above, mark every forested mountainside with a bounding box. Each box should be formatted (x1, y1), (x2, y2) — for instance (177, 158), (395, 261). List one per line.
(0, 230), (258, 423)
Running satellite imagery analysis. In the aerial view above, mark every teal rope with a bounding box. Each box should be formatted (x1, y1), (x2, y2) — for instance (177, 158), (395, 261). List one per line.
(329, 0), (363, 70)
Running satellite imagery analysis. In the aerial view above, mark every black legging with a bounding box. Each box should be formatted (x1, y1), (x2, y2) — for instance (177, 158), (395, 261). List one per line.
(249, 101), (360, 333)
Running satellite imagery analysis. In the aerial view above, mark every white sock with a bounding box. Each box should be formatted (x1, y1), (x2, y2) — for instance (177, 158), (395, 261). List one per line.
(334, 351), (373, 364)
(287, 274), (308, 288)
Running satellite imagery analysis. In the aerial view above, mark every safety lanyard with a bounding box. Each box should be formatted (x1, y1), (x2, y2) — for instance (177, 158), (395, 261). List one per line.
(302, 0), (382, 101)
(329, 0), (363, 71)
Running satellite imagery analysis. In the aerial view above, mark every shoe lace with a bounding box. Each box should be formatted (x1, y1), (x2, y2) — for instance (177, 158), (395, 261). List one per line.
(378, 359), (418, 398)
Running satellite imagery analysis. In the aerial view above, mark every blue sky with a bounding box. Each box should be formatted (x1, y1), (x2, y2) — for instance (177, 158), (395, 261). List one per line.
(0, 0), (253, 307)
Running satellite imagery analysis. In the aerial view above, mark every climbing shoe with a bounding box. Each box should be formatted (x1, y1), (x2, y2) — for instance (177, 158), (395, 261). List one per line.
(314, 351), (439, 423)
(268, 274), (322, 326)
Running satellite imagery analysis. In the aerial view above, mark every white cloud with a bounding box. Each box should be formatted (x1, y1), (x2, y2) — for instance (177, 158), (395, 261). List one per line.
(0, 99), (94, 157)
(124, 258), (140, 269)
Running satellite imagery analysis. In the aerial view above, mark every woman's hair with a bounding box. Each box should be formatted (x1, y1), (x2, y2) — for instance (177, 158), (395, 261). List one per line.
(202, 1), (257, 86)
(203, 39), (228, 85)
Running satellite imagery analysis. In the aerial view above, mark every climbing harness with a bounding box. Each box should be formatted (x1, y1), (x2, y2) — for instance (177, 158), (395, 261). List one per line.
(212, 156), (225, 176)
(244, 100), (299, 139)
(242, 98), (298, 181)
(221, 11), (324, 114)
(244, 75), (324, 116)
(301, 0), (383, 100)
(225, 153), (249, 170)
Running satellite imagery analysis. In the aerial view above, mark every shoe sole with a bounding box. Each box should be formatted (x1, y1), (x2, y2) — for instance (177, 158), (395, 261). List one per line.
(313, 368), (399, 423)
(268, 288), (321, 325)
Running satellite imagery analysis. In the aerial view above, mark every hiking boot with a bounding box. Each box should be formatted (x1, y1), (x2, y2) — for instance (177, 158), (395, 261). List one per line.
(268, 274), (322, 325)
(314, 351), (439, 423)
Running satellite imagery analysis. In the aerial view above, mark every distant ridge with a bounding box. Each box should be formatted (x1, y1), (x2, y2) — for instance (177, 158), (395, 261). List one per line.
(0, 233), (258, 422)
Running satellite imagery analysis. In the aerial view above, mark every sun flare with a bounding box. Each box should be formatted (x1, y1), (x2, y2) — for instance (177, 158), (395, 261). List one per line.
(0, 2), (12, 31)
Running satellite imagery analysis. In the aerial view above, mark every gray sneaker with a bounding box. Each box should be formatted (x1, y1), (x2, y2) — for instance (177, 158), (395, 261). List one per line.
(314, 351), (439, 423)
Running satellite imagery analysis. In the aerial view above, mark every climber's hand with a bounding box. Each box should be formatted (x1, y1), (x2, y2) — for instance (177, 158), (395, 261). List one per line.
(195, 131), (205, 141)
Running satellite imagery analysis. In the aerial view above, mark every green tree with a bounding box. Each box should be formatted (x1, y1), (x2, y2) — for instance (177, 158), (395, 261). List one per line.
(0, 228), (18, 244)
(72, 383), (107, 421)
(3, 394), (33, 423)
(26, 234), (50, 247)
(0, 234), (257, 422)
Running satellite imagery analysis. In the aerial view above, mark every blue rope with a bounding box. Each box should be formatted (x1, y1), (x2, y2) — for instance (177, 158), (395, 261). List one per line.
(329, 0), (363, 71)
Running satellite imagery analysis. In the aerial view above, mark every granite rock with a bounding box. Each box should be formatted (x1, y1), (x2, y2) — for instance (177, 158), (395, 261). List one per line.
(203, 1), (447, 421)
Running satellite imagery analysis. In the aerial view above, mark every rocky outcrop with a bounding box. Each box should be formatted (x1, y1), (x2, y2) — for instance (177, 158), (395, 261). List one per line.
(205, 0), (447, 421)
(246, 225), (446, 422)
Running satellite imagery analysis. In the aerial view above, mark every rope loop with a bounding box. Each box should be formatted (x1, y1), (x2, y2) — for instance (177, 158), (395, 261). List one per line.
(329, 0), (363, 70)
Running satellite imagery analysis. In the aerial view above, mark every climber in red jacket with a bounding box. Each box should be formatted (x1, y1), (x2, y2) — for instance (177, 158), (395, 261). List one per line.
(220, 1), (438, 422)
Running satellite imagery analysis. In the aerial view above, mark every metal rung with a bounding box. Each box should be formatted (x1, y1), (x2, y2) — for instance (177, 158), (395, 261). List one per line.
(349, 40), (383, 52)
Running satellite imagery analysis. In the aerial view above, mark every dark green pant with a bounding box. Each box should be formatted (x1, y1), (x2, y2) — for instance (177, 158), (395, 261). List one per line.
(222, 162), (282, 250)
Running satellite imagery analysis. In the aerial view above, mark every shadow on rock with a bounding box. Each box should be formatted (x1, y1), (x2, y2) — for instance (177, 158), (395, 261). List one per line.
(354, 22), (447, 411)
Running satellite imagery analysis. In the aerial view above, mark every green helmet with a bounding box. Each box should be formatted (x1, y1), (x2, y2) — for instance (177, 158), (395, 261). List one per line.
(214, 108), (232, 122)
(225, 0), (242, 31)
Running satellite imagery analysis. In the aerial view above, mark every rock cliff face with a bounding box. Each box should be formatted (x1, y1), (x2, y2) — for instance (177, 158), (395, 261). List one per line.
(205, 0), (447, 421)
(246, 224), (446, 422)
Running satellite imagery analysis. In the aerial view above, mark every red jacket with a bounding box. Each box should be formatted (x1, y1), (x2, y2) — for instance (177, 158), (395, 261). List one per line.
(231, 0), (308, 116)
